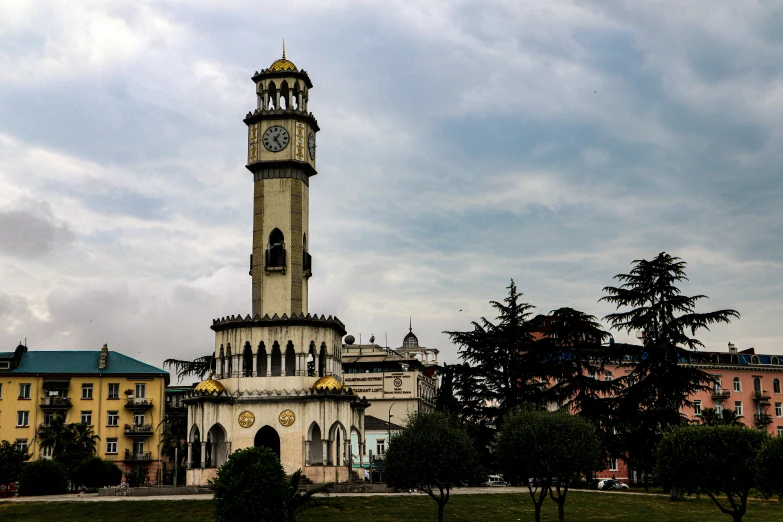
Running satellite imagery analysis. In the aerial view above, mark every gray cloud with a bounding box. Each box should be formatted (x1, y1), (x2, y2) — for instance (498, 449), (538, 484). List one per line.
(0, 200), (75, 258)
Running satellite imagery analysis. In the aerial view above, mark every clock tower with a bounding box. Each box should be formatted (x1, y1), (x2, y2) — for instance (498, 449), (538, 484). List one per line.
(245, 48), (318, 317)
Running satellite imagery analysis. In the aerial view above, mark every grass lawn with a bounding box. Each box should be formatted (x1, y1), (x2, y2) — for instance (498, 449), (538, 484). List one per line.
(2, 491), (783, 522)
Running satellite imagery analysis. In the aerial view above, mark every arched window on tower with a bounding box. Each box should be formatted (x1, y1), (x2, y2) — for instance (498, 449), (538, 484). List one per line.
(271, 341), (282, 376)
(218, 345), (225, 378)
(285, 341), (296, 376)
(257, 342), (267, 376)
(319, 343), (327, 377)
(307, 342), (317, 377)
(280, 80), (289, 110)
(266, 228), (286, 270)
(303, 233), (312, 275)
(226, 344), (233, 377)
(268, 81), (277, 110)
(292, 82), (301, 111)
(243, 342), (253, 377)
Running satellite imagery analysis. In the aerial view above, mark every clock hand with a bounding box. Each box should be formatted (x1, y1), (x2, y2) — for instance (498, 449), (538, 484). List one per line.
(273, 135), (281, 147)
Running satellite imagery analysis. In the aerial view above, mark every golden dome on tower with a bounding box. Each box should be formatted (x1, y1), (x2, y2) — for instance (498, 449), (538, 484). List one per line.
(194, 376), (226, 394)
(313, 375), (346, 391)
(269, 40), (298, 72)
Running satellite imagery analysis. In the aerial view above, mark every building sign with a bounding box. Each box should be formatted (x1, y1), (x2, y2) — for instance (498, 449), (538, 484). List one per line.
(384, 372), (414, 395)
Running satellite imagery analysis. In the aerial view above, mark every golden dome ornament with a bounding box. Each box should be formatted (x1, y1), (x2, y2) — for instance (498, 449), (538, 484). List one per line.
(279, 409), (296, 427)
(238, 411), (255, 428)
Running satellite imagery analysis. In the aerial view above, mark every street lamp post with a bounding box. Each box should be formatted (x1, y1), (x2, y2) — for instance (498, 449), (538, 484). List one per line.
(388, 402), (396, 444)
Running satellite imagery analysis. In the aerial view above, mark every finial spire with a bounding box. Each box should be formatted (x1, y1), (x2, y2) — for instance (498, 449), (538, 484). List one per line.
(409, 317), (412, 332)
(282, 38), (286, 59)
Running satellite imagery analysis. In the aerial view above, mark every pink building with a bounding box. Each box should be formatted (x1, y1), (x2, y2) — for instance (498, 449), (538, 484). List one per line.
(600, 343), (783, 484)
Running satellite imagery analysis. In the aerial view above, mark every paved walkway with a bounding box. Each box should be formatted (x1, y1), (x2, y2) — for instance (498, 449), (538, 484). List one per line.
(0, 487), (666, 503)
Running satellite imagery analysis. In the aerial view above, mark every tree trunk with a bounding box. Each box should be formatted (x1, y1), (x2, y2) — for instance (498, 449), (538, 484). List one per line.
(438, 500), (445, 522)
(534, 503), (542, 522)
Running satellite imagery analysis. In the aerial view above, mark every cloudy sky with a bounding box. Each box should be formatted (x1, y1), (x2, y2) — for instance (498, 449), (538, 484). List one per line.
(1, 1), (782, 373)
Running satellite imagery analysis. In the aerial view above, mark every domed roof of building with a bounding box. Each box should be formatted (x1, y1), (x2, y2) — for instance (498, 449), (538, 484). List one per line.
(269, 57), (298, 72)
(269, 42), (298, 72)
(313, 375), (345, 391)
(194, 377), (226, 394)
(403, 318), (419, 347)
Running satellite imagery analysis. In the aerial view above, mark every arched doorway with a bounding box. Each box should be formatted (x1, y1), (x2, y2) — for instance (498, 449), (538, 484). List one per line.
(254, 425), (280, 458)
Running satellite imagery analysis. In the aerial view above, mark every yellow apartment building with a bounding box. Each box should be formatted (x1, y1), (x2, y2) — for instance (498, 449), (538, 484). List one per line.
(0, 343), (169, 482)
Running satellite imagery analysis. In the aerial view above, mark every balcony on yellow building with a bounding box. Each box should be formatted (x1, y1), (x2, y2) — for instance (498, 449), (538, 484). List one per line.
(40, 396), (72, 409)
(124, 397), (154, 410)
(124, 423), (154, 437)
(125, 449), (153, 462)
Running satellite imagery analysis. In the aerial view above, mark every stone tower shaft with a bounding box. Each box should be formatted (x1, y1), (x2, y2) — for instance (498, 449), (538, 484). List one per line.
(244, 53), (318, 317)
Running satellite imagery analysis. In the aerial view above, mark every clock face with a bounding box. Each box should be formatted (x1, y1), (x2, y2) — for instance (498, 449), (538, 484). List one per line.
(308, 132), (316, 160)
(262, 126), (290, 152)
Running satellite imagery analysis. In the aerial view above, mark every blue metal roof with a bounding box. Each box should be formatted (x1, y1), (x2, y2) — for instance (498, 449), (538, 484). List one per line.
(5, 351), (167, 376)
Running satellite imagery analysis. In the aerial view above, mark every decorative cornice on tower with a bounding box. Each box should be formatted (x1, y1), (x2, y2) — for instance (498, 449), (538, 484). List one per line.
(211, 312), (347, 336)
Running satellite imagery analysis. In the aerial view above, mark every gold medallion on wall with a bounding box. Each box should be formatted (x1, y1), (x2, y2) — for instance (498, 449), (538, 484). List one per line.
(279, 409), (296, 427)
(238, 411), (255, 428)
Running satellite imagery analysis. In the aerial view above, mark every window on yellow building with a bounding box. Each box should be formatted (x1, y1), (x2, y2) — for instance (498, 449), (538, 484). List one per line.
(107, 411), (119, 426)
(108, 383), (119, 399)
(106, 438), (118, 454)
(81, 411), (92, 425)
(134, 413), (146, 426)
(16, 411), (29, 426)
(82, 384), (93, 400)
(135, 383), (146, 398)
(15, 439), (28, 453)
(18, 383), (30, 399)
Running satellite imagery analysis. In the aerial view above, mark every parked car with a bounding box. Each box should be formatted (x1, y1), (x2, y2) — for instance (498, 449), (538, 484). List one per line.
(485, 475), (510, 487)
(597, 479), (629, 490)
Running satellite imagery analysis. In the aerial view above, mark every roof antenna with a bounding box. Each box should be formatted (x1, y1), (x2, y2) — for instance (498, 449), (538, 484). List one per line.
(282, 38), (286, 59)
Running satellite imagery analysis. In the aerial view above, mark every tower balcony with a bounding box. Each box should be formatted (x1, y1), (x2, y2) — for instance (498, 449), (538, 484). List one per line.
(125, 398), (154, 410)
(265, 244), (286, 273)
(40, 397), (72, 410)
(124, 424), (154, 437)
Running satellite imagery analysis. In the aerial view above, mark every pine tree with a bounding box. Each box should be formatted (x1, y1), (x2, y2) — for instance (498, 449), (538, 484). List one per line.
(445, 280), (547, 425)
(601, 252), (739, 486)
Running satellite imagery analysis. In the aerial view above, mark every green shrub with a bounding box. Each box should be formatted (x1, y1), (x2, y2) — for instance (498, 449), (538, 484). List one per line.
(126, 465), (149, 487)
(73, 457), (123, 489)
(18, 459), (68, 496)
(212, 447), (289, 522)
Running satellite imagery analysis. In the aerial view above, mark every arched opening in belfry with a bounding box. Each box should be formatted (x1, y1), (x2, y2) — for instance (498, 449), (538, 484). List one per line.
(309, 422), (322, 464)
(292, 82), (300, 110)
(271, 341), (282, 376)
(257, 342), (267, 376)
(319, 343), (327, 377)
(225, 344), (233, 377)
(243, 342), (253, 377)
(280, 80), (289, 110)
(254, 425), (280, 458)
(285, 341), (296, 376)
(268, 81), (277, 110)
